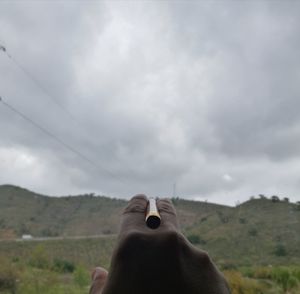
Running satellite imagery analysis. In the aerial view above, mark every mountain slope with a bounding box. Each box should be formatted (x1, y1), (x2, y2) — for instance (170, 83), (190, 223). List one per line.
(182, 198), (300, 266)
(0, 184), (299, 265)
(0, 185), (126, 238)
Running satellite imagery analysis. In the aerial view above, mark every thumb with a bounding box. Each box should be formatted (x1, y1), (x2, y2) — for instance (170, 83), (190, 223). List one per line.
(89, 267), (108, 294)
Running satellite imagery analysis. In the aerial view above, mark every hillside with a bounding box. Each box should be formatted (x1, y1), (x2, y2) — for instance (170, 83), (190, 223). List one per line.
(0, 184), (299, 266)
(0, 185), (126, 238)
(182, 198), (300, 266)
(0, 185), (232, 239)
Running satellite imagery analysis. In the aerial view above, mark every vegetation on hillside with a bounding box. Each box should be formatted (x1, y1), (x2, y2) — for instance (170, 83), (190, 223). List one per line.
(0, 184), (299, 293)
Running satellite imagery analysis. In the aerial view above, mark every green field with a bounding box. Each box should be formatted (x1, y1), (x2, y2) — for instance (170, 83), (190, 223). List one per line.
(0, 237), (300, 294)
(0, 237), (116, 294)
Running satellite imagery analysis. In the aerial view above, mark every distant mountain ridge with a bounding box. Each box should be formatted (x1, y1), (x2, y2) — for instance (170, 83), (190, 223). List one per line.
(0, 184), (299, 266)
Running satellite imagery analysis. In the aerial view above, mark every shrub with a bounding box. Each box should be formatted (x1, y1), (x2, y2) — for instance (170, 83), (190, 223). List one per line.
(272, 268), (290, 291)
(187, 234), (200, 244)
(52, 259), (75, 273)
(0, 257), (18, 294)
(271, 267), (296, 292)
(18, 268), (60, 294)
(224, 270), (265, 294)
(291, 267), (300, 281)
(200, 217), (207, 223)
(286, 276), (298, 290)
(220, 262), (237, 271)
(248, 228), (258, 237)
(187, 234), (206, 245)
(73, 266), (89, 289)
(29, 244), (50, 269)
(253, 267), (272, 279)
(274, 244), (287, 257)
(239, 218), (247, 224)
(240, 267), (255, 278)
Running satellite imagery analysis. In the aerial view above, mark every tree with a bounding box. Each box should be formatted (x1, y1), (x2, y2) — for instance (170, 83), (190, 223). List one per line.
(271, 195), (280, 203)
(259, 194), (267, 199)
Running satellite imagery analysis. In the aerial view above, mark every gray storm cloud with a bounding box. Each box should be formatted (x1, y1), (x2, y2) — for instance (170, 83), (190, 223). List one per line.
(0, 1), (300, 205)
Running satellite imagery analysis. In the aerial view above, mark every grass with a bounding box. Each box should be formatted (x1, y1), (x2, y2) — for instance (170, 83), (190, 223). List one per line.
(0, 243), (299, 293)
(0, 238), (115, 294)
(0, 237), (116, 270)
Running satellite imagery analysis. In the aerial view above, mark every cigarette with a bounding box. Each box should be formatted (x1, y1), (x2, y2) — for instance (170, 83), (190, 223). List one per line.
(145, 197), (161, 229)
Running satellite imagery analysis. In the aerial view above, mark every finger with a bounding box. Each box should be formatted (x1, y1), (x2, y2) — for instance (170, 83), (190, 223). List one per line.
(123, 194), (148, 214)
(89, 267), (108, 294)
(119, 194), (148, 238)
(156, 198), (179, 231)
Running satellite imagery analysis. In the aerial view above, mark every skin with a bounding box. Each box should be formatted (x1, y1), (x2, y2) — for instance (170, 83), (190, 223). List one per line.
(89, 194), (231, 294)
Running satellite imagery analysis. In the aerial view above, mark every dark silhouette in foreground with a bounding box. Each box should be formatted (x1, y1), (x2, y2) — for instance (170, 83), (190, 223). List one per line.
(90, 195), (231, 294)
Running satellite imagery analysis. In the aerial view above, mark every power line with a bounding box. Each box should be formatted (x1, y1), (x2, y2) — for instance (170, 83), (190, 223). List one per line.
(0, 43), (79, 124)
(0, 95), (125, 185)
(0, 42), (137, 180)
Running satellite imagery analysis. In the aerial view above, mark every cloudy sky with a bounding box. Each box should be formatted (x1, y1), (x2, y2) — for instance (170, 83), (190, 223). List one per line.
(0, 1), (299, 205)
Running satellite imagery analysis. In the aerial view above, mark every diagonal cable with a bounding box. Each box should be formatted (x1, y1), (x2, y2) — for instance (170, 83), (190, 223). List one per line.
(0, 95), (125, 185)
(0, 44), (79, 124)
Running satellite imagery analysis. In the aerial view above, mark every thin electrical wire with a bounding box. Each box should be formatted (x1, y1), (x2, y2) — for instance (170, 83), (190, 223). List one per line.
(0, 41), (137, 179)
(0, 96), (125, 185)
(0, 43), (79, 124)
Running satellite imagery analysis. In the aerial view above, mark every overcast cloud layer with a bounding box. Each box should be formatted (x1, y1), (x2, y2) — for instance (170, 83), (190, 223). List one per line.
(1, 1), (300, 205)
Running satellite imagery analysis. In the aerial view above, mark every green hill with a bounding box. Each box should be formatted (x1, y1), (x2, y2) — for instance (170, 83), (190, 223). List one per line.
(181, 198), (300, 266)
(0, 185), (126, 238)
(0, 184), (299, 266)
(0, 185), (232, 239)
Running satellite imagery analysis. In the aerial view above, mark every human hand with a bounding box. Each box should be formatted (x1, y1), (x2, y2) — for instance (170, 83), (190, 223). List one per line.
(90, 194), (230, 294)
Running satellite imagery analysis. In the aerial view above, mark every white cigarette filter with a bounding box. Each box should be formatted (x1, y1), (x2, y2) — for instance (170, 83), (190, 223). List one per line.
(145, 197), (161, 229)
